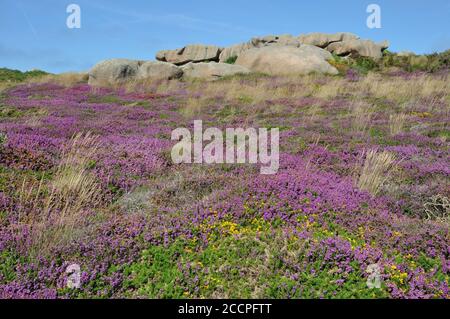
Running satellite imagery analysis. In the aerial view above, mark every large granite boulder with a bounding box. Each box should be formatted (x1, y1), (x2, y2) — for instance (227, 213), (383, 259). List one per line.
(250, 34), (303, 47)
(219, 32), (389, 62)
(326, 39), (389, 60)
(88, 59), (143, 86)
(137, 61), (183, 80)
(235, 45), (338, 76)
(219, 42), (256, 62)
(219, 34), (302, 62)
(181, 62), (250, 80)
(156, 45), (222, 65)
(298, 32), (359, 48)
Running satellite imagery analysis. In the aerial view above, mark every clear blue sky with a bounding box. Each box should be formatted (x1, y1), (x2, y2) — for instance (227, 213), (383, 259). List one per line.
(1, 0), (449, 73)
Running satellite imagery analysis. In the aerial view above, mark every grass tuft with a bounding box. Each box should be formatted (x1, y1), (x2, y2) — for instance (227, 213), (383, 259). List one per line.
(357, 149), (397, 196)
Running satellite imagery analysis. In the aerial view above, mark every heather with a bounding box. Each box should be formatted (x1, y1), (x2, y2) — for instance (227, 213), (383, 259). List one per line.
(0, 70), (448, 299)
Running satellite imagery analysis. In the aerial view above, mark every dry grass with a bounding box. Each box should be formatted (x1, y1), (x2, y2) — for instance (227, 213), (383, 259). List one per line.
(357, 149), (397, 196)
(306, 104), (322, 123)
(353, 73), (450, 103)
(16, 132), (102, 256)
(180, 97), (209, 118)
(188, 74), (325, 105)
(350, 101), (373, 133)
(122, 77), (182, 95)
(46, 131), (101, 212)
(389, 113), (408, 135)
(26, 72), (89, 87)
(0, 82), (12, 93)
(314, 78), (344, 99)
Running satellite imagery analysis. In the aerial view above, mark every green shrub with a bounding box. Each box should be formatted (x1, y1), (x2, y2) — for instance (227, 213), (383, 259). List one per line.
(352, 57), (378, 74)
(0, 132), (6, 146)
(381, 49), (450, 73)
(425, 49), (450, 72)
(0, 67), (49, 82)
(328, 55), (350, 74)
(224, 55), (238, 64)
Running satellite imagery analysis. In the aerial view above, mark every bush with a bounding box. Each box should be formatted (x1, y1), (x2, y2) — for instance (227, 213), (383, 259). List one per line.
(0, 68), (49, 82)
(352, 57), (378, 74)
(224, 55), (238, 64)
(328, 55), (350, 74)
(425, 49), (450, 72)
(381, 49), (450, 73)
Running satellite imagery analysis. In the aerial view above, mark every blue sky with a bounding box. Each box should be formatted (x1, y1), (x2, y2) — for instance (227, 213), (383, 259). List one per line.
(1, 0), (449, 73)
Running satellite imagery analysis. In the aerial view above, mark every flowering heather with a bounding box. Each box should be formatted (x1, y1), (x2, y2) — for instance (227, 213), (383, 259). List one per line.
(0, 71), (449, 299)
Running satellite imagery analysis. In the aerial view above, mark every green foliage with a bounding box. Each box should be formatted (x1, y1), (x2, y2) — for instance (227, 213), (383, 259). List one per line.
(0, 132), (7, 145)
(215, 105), (243, 119)
(237, 95), (253, 104)
(331, 49), (450, 75)
(0, 250), (22, 283)
(382, 50), (450, 72)
(352, 57), (378, 74)
(0, 67), (49, 82)
(427, 129), (450, 141)
(224, 56), (238, 64)
(0, 106), (23, 118)
(121, 216), (390, 299)
(425, 49), (450, 72)
(328, 54), (351, 75)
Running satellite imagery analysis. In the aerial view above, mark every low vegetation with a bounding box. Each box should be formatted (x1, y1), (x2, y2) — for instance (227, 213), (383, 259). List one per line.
(0, 57), (448, 298)
(0, 68), (49, 83)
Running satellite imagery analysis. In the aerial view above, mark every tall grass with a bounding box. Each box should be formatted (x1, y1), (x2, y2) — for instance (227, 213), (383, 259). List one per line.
(389, 113), (408, 135)
(26, 72), (88, 87)
(180, 97), (207, 118)
(357, 149), (397, 196)
(350, 102), (373, 134)
(16, 132), (102, 256)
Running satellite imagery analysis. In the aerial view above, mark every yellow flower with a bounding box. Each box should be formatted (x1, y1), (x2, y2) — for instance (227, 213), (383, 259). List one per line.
(220, 221), (240, 235)
(392, 231), (402, 238)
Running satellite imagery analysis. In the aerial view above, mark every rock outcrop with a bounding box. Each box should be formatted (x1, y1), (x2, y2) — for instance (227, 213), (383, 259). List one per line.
(156, 45), (222, 65)
(181, 62), (250, 80)
(137, 61), (183, 80)
(220, 32), (388, 62)
(88, 31), (390, 85)
(88, 59), (183, 85)
(298, 32), (359, 48)
(88, 59), (143, 86)
(219, 35), (302, 62)
(326, 39), (389, 60)
(235, 45), (338, 76)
